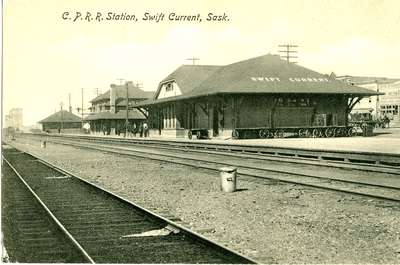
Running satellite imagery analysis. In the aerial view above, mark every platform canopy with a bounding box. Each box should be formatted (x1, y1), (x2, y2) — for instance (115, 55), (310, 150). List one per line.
(134, 54), (382, 107)
(39, 110), (81, 123)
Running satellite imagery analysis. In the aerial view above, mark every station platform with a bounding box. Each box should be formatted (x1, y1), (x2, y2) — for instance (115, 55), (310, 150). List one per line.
(33, 127), (400, 155)
(226, 138), (400, 154)
(217, 128), (400, 155)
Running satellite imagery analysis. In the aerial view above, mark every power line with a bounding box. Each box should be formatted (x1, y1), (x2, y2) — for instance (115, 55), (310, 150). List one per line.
(278, 44), (298, 63)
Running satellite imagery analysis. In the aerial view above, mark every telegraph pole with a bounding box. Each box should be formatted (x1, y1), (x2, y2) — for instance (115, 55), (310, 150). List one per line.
(376, 80), (380, 118)
(278, 44), (298, 63)
(60, 102), (64, 133)
(81, 88), (84, 126)
(134, 82), (143, 89)
(125, 82), (129, 137)
(186, 57), (199, 65)
(68, 93), (72, 112)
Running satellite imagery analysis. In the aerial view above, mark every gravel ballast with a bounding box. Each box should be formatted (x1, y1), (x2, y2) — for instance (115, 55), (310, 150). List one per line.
(8, 138), (400, 263)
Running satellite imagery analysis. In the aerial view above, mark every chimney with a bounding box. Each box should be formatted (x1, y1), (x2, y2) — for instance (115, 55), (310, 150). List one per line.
(110, 84), (117, 113)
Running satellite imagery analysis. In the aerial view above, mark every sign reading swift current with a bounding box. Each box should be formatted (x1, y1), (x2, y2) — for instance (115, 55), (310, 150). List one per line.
(250, 77), (331, 82)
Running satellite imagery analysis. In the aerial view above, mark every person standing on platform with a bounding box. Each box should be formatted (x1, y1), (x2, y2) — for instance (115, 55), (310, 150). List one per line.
(132, 122), (137, 137)
(143, 121), (149, 137)
(116, 123), (120, 136)
(139, 122), (143, 137)
(384, 115), (390, 128)
(126, 121), (132, 137)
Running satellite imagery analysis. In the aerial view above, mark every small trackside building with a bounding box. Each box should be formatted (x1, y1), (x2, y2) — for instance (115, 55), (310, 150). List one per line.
(133, 54), (381, 139)
(39, 110), (82, 133)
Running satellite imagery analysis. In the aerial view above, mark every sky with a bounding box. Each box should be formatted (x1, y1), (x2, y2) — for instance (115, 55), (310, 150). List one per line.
(3, 0), (400, 126)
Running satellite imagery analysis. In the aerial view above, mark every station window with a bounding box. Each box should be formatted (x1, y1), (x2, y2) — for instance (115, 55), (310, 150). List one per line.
(166, 83), (173, 92)
(277, 97), (284, 107)
(299, 98), (310, 107)
(287, 98), (297, 107)
(381, 105), (399, 115)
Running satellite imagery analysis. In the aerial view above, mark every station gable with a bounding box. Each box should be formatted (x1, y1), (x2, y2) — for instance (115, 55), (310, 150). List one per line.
(156, 81), (183, 99)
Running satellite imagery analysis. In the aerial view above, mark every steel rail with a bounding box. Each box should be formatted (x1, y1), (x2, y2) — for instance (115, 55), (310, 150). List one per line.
(46, 137), (400, 191)
(113, 139), (400, 174)
(83, 137), (400, 175)
(41, 138), (400, 202)
(2, 156), (96, 264)
(6, 145), (258, 264)
(23, 133), (400, 174)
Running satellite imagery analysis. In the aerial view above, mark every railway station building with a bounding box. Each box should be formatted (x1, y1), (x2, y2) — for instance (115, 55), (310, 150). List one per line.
(134, 54), (380, 139)
(39, 110), (82, 133)
(85, 81), (154, 135)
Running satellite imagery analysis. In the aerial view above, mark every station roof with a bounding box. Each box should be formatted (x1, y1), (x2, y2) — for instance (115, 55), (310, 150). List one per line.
(39, 110), (81, 124)
(90, 82), (154, 103)
(336, 75), (400, 85)
(134, 54), (382, 107)
(84, 109), (146, 121)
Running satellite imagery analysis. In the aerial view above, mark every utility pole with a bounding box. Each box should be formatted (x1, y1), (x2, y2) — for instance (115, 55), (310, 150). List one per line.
(278, 44), (298, 63)
(68, 93), (72, 112)
(134, 82), (143, 89)
(117, 78), (125, 85)
(376, 80), (380, 118)
(60, 102), (64, 133)
(125, 82), (129, 138)
(81, 88), (84, 126)
(186, 57), (199, 65)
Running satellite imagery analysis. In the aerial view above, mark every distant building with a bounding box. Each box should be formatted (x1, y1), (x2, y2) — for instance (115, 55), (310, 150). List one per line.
(4, 108), (23, 130)
(336, 76), (400, 122)
(85, 81), (154, 135)
(39, 110), (82, 133)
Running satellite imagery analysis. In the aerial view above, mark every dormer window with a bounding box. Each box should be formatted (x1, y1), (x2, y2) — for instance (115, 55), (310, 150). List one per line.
(166, 83), (173, 92)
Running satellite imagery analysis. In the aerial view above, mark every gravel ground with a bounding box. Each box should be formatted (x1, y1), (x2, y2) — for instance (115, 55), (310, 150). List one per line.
(8, 138), (400, 264)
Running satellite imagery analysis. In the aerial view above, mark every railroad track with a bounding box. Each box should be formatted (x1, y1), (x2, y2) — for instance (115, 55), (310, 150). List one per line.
(2, 145), (256, 264)
(20, 136), (400, 202)
(1, 149), (89, 263)
(22, 133), (400, 174)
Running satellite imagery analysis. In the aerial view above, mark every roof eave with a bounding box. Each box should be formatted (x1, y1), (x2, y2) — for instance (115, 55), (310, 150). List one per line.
(133, 90), (383, 108)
